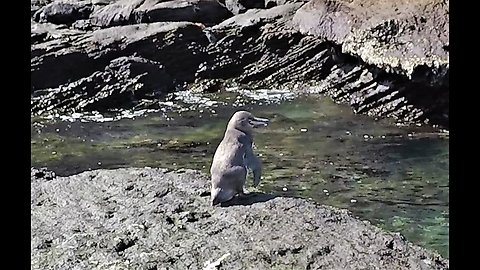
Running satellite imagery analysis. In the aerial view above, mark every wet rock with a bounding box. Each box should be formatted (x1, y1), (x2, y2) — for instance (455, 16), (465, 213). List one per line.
(31, 167), (448, 269)
(190, 79), (225, 93)
(90, 0), (232, 27)
(32, 56), (174, 114)
(33, 1), (93, 25)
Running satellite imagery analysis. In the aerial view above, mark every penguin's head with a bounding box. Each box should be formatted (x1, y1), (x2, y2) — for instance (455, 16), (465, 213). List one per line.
(228, 111), (269, 134)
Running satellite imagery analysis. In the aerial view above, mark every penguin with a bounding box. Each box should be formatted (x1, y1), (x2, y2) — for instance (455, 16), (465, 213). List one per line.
(210, 110), (269, 206)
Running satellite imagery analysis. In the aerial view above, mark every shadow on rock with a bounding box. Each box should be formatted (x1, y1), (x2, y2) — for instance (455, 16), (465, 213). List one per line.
(220, 192), (276, 207)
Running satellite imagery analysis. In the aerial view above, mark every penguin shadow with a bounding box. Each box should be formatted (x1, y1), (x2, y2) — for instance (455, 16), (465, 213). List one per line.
(220, 192), (277, 207)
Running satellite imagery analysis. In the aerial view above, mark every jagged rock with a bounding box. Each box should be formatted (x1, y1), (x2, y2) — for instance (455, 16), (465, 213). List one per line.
(197, 3), (448, 127)
(30, 0), (449, 127)
(31, 22), (208, 92)
(32, 56), (174, 114)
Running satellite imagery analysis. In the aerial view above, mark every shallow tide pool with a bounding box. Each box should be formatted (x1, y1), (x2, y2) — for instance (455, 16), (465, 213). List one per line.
(31, 90), (449, 257)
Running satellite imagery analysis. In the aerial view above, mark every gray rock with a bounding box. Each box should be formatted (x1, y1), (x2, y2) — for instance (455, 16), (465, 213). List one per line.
(198, 2), (448, 127)
(292, 0), (449, 81)
(88, 0), (142, 27)
(30, 0), (449, 127)
(91, 0), (117, 5)
(31, 22), (208, 93)
(222, 0), (265, 15)
(31, 167), (56, 180)
(33, 0), (93, 25)
(31, 56), (174, 114)
(31, 0), (54, 15)
(213, 2), (301, 28)
(90, 0), (232, 27)
(265, 0), (308, 8)
(190, 78), (225, 93)
(71, 18), (93, 30)
(31, 19), (86, 44)
(31, 167), (448, 269)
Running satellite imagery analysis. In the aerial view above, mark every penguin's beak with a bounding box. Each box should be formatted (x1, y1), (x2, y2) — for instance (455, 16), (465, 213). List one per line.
(249, 117), (269, 128)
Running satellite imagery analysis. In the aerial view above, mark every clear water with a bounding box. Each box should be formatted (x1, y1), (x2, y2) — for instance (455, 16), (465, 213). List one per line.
(31, 91), (449, 257)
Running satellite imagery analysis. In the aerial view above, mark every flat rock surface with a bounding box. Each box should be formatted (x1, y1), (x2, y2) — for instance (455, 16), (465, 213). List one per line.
(31, 167), (448, 269)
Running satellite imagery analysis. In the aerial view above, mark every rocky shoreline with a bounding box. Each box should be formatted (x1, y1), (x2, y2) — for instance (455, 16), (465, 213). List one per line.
(31, 0), (449, 128)
(31, 167), (449, 269)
